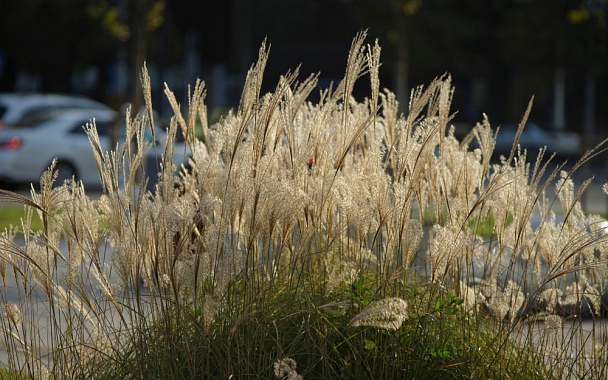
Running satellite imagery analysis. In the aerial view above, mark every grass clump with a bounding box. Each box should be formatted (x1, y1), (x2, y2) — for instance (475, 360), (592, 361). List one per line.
(0, 31), (607, 379)
(94, 273), (547, 379)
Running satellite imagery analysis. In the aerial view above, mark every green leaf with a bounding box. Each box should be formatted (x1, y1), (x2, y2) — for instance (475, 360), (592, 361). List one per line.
(364, 339), (376, 351)
(435, 299), (444, 309)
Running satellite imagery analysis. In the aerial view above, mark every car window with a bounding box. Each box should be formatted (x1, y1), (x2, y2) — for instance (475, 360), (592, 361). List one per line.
(95, 121), (109, 136)
(11, 107), (65, 128)
(69, 121), (109, 137)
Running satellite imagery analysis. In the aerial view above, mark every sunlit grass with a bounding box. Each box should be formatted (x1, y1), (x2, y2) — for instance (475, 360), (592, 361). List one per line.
(0, 31), (607, 379)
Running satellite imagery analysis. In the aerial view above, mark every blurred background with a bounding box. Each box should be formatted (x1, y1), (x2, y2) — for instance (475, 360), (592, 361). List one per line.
(0, 0), (607, 140)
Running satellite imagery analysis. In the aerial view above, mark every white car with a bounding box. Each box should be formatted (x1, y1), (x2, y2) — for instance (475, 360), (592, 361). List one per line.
(0, 108), (191, 189)
(0, 93), (112, 131)
(0, 109), (120, 187)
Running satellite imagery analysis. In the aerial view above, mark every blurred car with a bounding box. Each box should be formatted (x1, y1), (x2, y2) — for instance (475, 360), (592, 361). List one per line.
(0, 108), (190, 188)
(0, 93), (112, 131)
(0, 109), (119, 187)
(493, 122), (582, 158)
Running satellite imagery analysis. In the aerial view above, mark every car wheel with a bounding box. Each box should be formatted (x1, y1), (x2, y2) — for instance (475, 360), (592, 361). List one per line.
(53, 161), (77, 186)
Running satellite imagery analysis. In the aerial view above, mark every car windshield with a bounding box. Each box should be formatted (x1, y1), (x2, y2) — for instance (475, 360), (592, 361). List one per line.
(69, 120), (110, 137)
(10, 108), (68, 129)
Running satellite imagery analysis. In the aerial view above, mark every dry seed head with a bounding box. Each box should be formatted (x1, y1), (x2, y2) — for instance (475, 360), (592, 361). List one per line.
(24, 242), (53, 295)
(3, 303), (21, 329)
(429, 224), (468, 281)
(110, 232), (135, 267)
(203, 294), (219, 329)
(140, 62), (155, 135)
(348, 297), (408, 330)
(544, 314), (563, 330)
(273, 358), (302, 380)
(155, 274), (170, 291)
(325, 261), (358, 294)
(0, 252), (7, 288)
(556, 171), (585, 223)
(367, 38), (381, 109)
(173, 256), (206, 296)
(540, 288), (563, 314)
(485, 280), (525, 322)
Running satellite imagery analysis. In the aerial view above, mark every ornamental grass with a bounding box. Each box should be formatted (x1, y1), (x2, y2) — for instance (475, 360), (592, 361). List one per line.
(0, 31), (607, 379)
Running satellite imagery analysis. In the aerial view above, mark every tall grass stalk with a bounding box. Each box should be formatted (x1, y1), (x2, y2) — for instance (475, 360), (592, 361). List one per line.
(0, 31), (607, 378)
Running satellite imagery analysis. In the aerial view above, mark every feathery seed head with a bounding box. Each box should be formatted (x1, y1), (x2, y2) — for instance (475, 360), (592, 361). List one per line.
(273, 358), (302, 380)
(3, 303), (21, 329)
(348, 297), (408, 330)
(544, 314), (563, 331)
